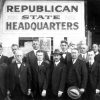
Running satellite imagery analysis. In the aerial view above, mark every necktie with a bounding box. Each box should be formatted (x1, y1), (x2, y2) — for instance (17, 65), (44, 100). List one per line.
(89, 61), (92, 68)
(38, 61), (41, 66)
(72, 59), (74, 64)
(62, 53), (66, 59)
(83, 54), (85, 59)
(17, 64), (21, 69)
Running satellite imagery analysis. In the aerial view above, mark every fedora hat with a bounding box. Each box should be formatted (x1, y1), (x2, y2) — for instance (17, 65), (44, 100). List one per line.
(53, 49), (61, 55)
(67, 86), (81, 99)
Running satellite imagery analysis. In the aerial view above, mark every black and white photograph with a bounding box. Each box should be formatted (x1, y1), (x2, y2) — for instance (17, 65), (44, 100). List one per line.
(0, 0), (100, 100)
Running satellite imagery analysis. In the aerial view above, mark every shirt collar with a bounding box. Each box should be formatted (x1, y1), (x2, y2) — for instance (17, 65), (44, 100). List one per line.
(89, 59), (94, 65)
(16, 61), (22, 64)
(61, 50), (68, 53)
(55, 60), (60, 66)
(95, 51), (99, 56)
(33, 49), (38, 55)
(72, 59), (77, 64)
(82, 53), (87, 58)
(38, 60), (43, 65)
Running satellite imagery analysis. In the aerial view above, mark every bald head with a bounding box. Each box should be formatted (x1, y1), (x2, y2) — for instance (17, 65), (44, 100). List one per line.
(80, 44), (88, 54)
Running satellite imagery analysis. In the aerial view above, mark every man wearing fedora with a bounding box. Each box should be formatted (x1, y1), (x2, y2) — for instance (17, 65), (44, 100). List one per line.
(68, 48), (88, 100)
(50, 49), (66, 99)
(85, 50), (100, 100)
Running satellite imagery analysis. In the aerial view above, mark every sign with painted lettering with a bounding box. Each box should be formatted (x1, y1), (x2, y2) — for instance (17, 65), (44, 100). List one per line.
(2, 0), (85, 38)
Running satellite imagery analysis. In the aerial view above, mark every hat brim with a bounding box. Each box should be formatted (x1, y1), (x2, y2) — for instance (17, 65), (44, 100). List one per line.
(53, 53), (62, 55)
(67, 86), (81, 99)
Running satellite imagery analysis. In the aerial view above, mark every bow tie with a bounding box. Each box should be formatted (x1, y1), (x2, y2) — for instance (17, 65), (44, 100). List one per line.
(16, 61), (22, 64)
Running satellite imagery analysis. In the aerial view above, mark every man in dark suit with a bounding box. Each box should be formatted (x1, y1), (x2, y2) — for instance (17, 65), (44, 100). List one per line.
(26, 39), (49, 98)
(78, 44), (88, 62)
(50, 49), (66, 99)
(7, 50), (31, 100)
(85, 50), (100, 100)
(60, 40), (72, 95)
(68, 48), (88, 100)
(60, 40), (72, 66)
(92, 43), (100, 63)
(8, 44), (19, 65)
(0, 44), (9, 100)
(34, 50), (50, 99)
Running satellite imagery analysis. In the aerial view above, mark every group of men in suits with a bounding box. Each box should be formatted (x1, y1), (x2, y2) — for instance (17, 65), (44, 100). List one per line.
(0, 40), (100, 100)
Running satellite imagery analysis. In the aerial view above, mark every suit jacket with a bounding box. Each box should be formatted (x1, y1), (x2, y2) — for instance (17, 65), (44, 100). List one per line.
(7, 62), (31, 95)
(8, 56), (15, 65)
(51, 62), (66, 95)
(86, 61), (100, 90)
(36, 61), (50, 92)
(0, 55), (8, 65)
(78, 53), (88, 62)
(68, 59), (87, 89)
(60, 52), (72, 84)
(0, 55), (8, 96)
(26, 50), (49, 91)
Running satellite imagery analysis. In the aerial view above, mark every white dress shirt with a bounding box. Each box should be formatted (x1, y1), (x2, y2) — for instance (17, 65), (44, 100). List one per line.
(89, 59), (94, 65)
(62, 50), (68, 59)
(95, 51), (99, 56)
(72, 59), (77, 64)
(34, 50), (38, 56)
(38, 60), (43, 66)
(82, 53), (87, 59)
(16, 61), (22, 69)
(55, 61), (60, 66)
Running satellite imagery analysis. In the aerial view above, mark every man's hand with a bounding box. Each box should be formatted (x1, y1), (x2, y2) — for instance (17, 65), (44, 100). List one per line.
(96, 89), (100, 94)
(80, 88), (85, 93)
(41, 90), (46, 97)
(7, 90), (10, 96)
(58, 91), (63, 97)
(27, 89), (31, 95)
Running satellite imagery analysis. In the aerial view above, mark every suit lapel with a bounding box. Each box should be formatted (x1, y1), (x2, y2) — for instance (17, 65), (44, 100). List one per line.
(12, 62), (18, 76)
(73, 59), (80, 69)
(20, 63), (26, 72)
(54, 62), (62, 70)
(91, 62), (96, 72)
(38, 61), (46, 71)
(78, 54), (82, 60)
(30, 51), (37, 61)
